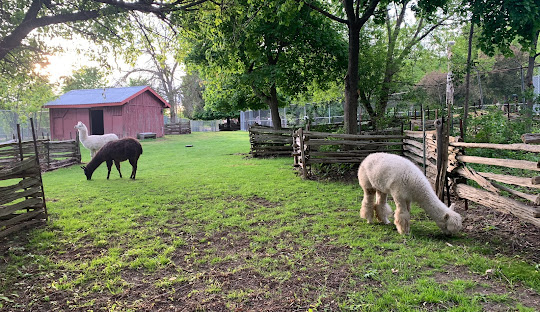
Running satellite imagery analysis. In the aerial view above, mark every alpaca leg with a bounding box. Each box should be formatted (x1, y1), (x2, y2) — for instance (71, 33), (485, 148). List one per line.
(114, 161), (122, 178)
(129, 158), (138, 179)
(393, 198), (411, 234)
(106, 160), (113, 180)
(374, 191), (392, 224)
(360, 188), (376, 223)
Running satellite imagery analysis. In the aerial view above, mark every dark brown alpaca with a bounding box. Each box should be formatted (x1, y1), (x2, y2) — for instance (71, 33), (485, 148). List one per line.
(81, 138), (143, 180)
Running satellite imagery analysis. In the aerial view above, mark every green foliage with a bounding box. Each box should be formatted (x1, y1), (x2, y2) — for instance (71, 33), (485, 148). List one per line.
(183, 0), (348, 116)
(0, 72), (55, 126)
(467, 106), (533, 143)
(61, 66), (107, 92)
(179, 71), (205, 119)
(470, 0), (540, 56)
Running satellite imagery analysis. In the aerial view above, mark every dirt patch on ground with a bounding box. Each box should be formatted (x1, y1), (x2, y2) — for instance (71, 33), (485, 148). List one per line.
(1, 192), (539, 311)
(453, 199), (540, 264)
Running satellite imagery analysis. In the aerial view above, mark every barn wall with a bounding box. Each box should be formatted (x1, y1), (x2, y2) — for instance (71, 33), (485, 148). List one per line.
(123, 91), (165, 138)
(49, 108), (90, 140)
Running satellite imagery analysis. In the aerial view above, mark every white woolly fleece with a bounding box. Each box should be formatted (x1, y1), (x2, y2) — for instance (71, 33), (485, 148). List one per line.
(75, 121), (119, 158)
(358, 152), (462, 235)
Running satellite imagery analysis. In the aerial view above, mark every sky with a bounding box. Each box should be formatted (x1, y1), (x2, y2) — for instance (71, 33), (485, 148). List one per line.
(37, 36), (135, 91)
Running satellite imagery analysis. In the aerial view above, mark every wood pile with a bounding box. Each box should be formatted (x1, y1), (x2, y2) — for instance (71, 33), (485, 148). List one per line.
(164, 121), (191, 135)
(249, 125), (294, 157)
(293, 128), (404, 177)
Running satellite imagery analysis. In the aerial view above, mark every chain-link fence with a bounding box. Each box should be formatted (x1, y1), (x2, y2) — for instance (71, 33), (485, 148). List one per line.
(240, 103), (346, 130)
(0, 110), (50, 143)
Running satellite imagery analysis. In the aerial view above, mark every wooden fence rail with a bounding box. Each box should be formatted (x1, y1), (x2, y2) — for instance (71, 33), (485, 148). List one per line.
(249, 125), (295, 157)
(164, 121), (191, 135)
(293, 128), (404, 177)
(0, 139), (81, 172)
(404, 127), (540, 227)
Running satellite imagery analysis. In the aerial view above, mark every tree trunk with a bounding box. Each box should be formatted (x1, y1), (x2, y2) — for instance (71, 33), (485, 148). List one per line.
(344, 22), (360, 134)
(268, 85), (282, 130)
(375, 72), (393, 129)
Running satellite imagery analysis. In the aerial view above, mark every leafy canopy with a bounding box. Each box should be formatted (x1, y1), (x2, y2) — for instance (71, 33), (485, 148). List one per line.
(183, 0), (348, 115)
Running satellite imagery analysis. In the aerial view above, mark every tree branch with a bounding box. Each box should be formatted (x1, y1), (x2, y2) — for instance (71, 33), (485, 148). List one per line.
(300, 0), (348, 24)
(356, 0), (381, 28)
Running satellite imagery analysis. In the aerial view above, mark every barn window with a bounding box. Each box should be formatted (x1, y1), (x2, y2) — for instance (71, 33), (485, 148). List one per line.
(112, 106), (122, 116)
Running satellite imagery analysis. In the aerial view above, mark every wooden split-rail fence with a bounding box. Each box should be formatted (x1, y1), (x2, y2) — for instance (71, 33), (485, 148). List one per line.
(164, 121), (191, 135)
(0, 139), (81, 172)
(292, 128), (405, 177)
(404, 127), (540, 227)
(249, 125), (294, 157)
(0, 120), (49, 238)
(248, 120), (539, 227)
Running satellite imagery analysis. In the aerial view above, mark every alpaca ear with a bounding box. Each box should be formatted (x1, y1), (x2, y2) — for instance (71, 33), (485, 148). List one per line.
(444, 213), (449, 221)
(449, 203), (455, 211)
(81, 166), (86, 170)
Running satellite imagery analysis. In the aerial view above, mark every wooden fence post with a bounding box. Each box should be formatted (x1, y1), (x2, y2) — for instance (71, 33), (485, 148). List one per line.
(31, 118), (48, 219)
(75, 130), (81, 163)
(16, 124), (23, 161)
(298, 128), (307, 178)
(435, 118), (449, 201)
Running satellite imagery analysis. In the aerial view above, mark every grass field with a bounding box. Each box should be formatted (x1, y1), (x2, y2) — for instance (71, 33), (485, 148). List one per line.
(1, 131), (539, 311)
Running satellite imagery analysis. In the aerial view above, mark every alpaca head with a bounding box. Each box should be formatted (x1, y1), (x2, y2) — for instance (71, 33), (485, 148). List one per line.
(437, 203), (463, 235)
(74, 121), (85, 131)
(81, 165), (92, 180)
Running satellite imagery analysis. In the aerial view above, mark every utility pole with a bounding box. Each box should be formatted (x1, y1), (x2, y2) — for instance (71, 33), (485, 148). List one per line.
(446, 41), (455, 135)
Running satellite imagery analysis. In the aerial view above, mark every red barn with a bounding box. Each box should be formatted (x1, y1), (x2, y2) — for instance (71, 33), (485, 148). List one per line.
(44, 86), (170, 140)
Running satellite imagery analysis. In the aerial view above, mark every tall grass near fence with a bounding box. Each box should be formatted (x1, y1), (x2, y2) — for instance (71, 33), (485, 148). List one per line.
(0, 132), (539, 311)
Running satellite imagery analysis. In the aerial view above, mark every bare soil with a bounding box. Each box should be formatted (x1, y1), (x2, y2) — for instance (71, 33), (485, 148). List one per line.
(1, 196), (539, 311)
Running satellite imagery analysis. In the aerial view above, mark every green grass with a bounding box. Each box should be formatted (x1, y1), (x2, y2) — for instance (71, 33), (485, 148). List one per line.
(0, 131), (539, 311)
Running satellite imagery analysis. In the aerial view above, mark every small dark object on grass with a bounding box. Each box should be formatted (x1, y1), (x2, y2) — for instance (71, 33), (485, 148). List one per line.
(81, 138), (143, 180)
(185, 145), (193, 147)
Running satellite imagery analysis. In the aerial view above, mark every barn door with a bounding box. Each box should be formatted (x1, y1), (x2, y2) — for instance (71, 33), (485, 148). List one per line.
(90, 110), (104, 135)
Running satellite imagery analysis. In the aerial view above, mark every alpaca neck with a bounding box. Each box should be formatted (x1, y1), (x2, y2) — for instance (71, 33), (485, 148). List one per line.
(78, 127), (89, 141)
(417, 191), (449, 222)
(86, 153), (105, 175)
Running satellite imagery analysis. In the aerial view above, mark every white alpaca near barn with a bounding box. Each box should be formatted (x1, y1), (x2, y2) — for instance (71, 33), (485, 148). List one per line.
(358, 152), (462, 235)
(74, 121), (119, 158)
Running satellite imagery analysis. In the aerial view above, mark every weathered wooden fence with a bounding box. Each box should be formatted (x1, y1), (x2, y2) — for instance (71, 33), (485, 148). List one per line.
(404, 125), (540, 227)
(293, 128), (405, 177)
(164, 121), (191, 135)
(249, 125), (294, 157)
(0, 121), (48, 238)
(451, 141), (540, 227)
(0, 139), (81, 172)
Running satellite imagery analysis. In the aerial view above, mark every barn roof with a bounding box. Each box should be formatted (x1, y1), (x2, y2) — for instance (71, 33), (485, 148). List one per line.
(44, 86), (170, 108)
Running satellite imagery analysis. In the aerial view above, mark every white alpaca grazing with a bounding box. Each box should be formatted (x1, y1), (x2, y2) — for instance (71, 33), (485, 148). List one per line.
(75, 121), (119, 158)
(358, 152), (462, 235)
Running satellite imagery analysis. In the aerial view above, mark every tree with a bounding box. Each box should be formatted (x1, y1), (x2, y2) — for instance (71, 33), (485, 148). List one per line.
(186, 0), (347, 129)
(179, 71), (205, 119)
(0, 71), (54, 135)
(61, 66), (107, 92)
(356, 2), (453, 128)
(120, 13), (184, 123)
(301, 0), (453, 133)
(301, 0), (380, 133)
(469, 0), (540, 116)
(0, 0), (208, 73)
